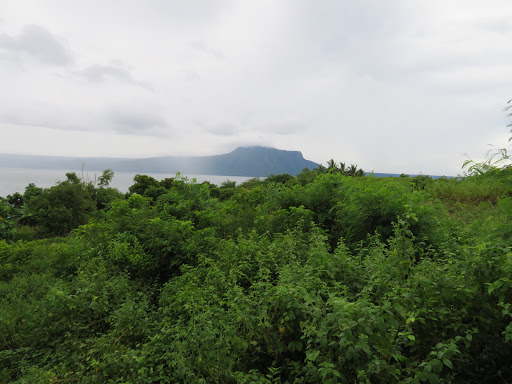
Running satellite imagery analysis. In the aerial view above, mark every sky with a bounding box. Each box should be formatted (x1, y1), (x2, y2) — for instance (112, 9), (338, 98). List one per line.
(1, 0), (511, 175)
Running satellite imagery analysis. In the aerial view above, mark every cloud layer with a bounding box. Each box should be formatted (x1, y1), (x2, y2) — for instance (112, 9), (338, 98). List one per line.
(1, 0), (511, 175)
(0, 24), (73, 65)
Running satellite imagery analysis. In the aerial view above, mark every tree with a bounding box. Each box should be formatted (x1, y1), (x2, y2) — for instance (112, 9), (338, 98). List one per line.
(344, 164), (365, 177)
(98, 169), (114, 188)
(316, 164), (327, 174)
(28, 179), (96, 236)
(128, 174), (160, 196)
(338, 161), (346, 174)
(92, 169), (123, 210)
(23, 183), (43, 203)
(346, 164), (358, 176)
(160, 177), (175, 190)
(264, 174), (295, 185)
(327, 159), (338, 173)
(0, 198), (15, 240)
(323, 160), (364, 177)
(297, 168), (319, 185)
(15, 183), (44, 226)
(65, 172), (81, 184)
(6, 192), (23, 209)
(220, 180), (236, 189)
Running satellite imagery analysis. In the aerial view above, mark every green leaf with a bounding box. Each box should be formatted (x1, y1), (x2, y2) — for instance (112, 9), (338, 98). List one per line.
(428, 373), (440, 384)
(306, 350), (320, 362)
(431, 359), (443, 374)
(443, 359), (453, 370)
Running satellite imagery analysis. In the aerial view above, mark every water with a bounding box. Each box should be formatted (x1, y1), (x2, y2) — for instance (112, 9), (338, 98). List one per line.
(0, 168), (254, 197)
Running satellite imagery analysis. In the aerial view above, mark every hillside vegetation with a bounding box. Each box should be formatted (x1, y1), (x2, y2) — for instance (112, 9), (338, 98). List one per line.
(0, 154), (511, 382)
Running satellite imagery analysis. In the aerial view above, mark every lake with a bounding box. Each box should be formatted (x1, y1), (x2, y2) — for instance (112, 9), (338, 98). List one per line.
(0, 168), (254, 197)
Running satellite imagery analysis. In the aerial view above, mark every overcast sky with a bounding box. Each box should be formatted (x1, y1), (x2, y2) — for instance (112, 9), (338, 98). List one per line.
(1, 0), (511, 175)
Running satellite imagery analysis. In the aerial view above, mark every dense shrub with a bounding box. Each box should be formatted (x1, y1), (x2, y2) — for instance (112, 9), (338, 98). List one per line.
(27, 176), (96, 236)
(1, 169), (512, 383)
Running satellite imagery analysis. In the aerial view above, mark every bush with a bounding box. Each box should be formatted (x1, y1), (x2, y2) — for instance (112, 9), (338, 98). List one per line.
(3, 167), (512, 382)
(27, 177), (96, 237)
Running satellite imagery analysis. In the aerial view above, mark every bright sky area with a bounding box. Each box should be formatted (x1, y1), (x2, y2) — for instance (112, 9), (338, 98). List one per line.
(1, 0), (511, 175)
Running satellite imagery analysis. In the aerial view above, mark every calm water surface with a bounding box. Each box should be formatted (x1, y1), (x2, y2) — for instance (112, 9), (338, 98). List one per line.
(0, 168), (254, 197)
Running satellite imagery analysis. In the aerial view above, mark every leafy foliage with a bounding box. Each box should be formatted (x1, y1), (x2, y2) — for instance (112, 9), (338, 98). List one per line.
(1, 158), (512, 383)
(27, 173), (96, 236)
(0, 199), (15, 241)
(463, 100), (512, 175)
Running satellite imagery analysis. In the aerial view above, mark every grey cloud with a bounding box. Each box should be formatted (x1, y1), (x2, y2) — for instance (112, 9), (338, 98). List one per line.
(224, 138), (275, 151)
(201, 120), (306, 138)
(477, 18), (512, 34)
(195, 121), (239, 136)
(0, 51), (22, 65)
(107, 108), (170, 136)
(207, 123), (239, 136)
(293, 1), (511, 86)
(188, 40), (224, 59)
(77, 64), (153, 90)
(260, 122), (308, 135)
(80, 65), (132, 82)
(185, 70), (201, 81)
(0, 25), (73, 66)
(0, 104), (85, 131)
(0, 104), (170, 137)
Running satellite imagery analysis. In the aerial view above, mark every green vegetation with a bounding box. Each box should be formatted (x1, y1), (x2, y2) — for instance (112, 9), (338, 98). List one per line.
(463, 99), (512, 175)
(1, 127), (512, 382)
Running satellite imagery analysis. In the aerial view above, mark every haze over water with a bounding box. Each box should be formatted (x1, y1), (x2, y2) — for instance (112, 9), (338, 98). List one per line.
(0, 168), (252, 197)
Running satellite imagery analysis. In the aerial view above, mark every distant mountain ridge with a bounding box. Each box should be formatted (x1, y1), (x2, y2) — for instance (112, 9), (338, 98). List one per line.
(0, 146), (319, 177)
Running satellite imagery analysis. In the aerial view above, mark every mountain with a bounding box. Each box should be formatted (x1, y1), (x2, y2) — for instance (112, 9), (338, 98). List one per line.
(0, 146), (319, 177)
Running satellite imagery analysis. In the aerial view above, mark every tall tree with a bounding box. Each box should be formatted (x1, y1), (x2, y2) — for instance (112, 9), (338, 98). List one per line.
(28, 179), (96, 236)
(327, 159), (338, 173)
(98, 169), (114, 188)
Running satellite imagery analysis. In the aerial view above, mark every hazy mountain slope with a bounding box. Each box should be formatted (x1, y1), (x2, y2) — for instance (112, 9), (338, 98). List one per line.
(0, 146), (319, 177)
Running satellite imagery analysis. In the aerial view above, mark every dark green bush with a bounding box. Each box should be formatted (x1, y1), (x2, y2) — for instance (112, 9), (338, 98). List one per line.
(27, 179), (96, 237)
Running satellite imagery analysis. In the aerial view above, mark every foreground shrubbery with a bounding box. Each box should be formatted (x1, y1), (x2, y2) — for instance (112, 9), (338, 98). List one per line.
(1, 167), (512, 383)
